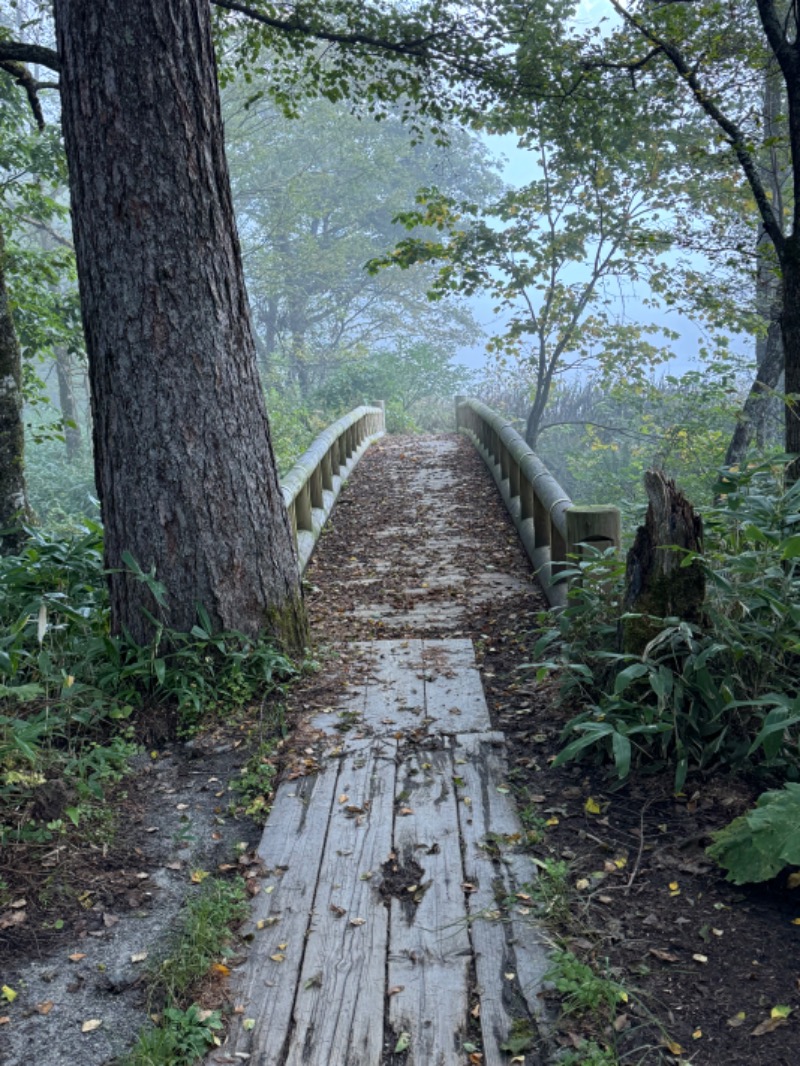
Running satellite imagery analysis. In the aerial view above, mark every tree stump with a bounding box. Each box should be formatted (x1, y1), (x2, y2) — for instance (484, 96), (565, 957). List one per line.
(623, 471), (705, 655)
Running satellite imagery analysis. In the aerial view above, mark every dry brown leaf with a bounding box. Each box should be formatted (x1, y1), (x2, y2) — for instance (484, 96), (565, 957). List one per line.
(81, 1019), (102, 1033)
(649, 948), (680, 963)
(68, 953), (86, 963)
(752, 1016), (788, 1036)
(35, 1002), (54, 1015)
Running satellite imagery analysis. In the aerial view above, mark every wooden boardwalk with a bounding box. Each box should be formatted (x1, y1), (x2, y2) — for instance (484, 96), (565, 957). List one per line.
(212, 640), (551, 1066)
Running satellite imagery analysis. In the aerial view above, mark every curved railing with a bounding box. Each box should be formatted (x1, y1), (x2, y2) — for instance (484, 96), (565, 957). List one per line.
(456, 397), (620, 606)
(281, 404), (385, 573)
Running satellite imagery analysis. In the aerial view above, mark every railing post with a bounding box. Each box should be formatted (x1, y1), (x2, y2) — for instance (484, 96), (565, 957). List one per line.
(376, 399), (386, 431)
(565, 506), (621, 558)
(455, 394), (466, 431)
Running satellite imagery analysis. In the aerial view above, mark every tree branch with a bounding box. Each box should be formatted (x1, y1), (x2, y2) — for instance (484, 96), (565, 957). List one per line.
(608, 0), (787, 257)
(211, 0), (451, 60)
(0, 41), (60, 72)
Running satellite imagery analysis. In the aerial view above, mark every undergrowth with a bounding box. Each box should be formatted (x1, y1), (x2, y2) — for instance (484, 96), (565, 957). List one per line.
(120, 877), (248, 1066)
(0, 525), (297, 846)
(531, 460), (800, 792)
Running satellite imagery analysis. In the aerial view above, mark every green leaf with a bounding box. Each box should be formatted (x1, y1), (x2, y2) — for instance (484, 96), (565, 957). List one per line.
(707, 783), (800, 884)
(394, 1032), (411, 1053)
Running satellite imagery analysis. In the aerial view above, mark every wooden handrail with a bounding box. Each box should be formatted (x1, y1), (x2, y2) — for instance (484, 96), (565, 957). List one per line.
(455, 396), (620, 606)
(281, 403), (386, 573)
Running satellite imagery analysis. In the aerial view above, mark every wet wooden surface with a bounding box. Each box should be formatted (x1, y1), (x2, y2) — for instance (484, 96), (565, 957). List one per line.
(212, 640), (550, 1066)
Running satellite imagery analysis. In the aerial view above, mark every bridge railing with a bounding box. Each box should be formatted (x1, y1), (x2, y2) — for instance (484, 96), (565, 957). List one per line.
(281, 404), (385, 573)
(456, 396), (620, 607)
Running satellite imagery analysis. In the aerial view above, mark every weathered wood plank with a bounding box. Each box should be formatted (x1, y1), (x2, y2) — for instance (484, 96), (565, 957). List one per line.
(360, 639), (428, 736)
(388, 745), (471, 1065)
(422, 639), (491, 734)
(284, 740), (398, 1066)
(218, 763), (340, 1064)
(454, 732), (550, 1066)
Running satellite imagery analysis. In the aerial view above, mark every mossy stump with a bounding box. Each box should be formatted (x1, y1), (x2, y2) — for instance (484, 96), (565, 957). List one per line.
(623, 471), (704, 655)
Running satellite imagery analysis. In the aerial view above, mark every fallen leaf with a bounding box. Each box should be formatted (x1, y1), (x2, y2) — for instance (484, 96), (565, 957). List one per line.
(190, 869), (209, 883)
(270, 953), (285, 963)
(727, 1012), (746, 1028)
(242, 1018), (256, 1031)
(212, 963), (230, 976)
(68, 954), (86, 963)
(692, 1028), (702, 1039)
(35, 1002), (54, 1015)
(788, 871), (800, 890)
(470, 1003), (481, 1018)
(399, 807), (413, 816)
(130, 952), (148, 964)
(81, 1019), (102, 1033)
(330, 904), (346, 917)
(649, 948), (679, 963)
(752, 1016), (788, 1036)
(395, 1032), (411, 1053)
(692, 953), (708, 964)
(338, 794), (349, 804)
(388, 986), (404, 996)
(0, 1017), (9, 1025)
(584, 796), (602, 814)
(771, 1004), (792, 1019)
(349, 917), (366, 927)
(304, 972), (322, 990)
(663, 1040), (683, 1054)
(613, 1013), (629, 1032)
(575, 878), (590, 891)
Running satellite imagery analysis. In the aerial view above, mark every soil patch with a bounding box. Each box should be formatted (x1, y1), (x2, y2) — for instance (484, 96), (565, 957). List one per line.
(0, 727), (266, 1066)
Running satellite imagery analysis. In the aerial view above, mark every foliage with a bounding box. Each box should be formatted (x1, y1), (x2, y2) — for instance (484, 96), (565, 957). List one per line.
(24, 433), (97, 526)
(225, 88), (496, 390)
(707, 783), (800, 885)
(0, 526), (296, 842)
(543, 949), (628, 1019)
(314, 342), (471, 433)
(533, 463), (800, 791)
(123, 878), (247, 1066)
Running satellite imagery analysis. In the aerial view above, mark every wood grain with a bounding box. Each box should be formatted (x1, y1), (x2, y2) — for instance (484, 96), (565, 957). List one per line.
(388, 745), (471, 1065)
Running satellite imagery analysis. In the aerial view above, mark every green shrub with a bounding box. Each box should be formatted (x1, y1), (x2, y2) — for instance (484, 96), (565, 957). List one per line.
(0, 527), (296, 842)
(533, 461), (800, 790)
(707, 782), (800, 884)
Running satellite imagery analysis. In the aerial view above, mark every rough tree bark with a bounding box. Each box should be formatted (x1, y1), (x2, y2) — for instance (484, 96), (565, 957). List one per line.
(0, 225), (31, 553)
(53, 0), (306, 648)
(622, 471), (704, 655)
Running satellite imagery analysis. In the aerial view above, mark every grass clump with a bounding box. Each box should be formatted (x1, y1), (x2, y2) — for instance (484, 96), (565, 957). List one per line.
(121, 878), (248, 1066)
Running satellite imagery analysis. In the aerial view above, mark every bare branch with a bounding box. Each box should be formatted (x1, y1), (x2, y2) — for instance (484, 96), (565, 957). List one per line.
(0, 41), (60, 72)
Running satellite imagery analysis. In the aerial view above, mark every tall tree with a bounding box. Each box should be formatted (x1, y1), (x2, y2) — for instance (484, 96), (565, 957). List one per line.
(0, 224), (29, 551)
(596, 0), (800, 476)
(52, 0), (306, 647)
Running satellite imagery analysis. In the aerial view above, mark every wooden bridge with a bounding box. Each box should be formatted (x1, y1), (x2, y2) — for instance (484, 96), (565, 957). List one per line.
(210, 405), (621, 1066)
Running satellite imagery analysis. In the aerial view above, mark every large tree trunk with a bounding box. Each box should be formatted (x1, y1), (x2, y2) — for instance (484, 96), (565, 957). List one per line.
(0, 226), (31, 553)
(53, 0), (306, 648)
